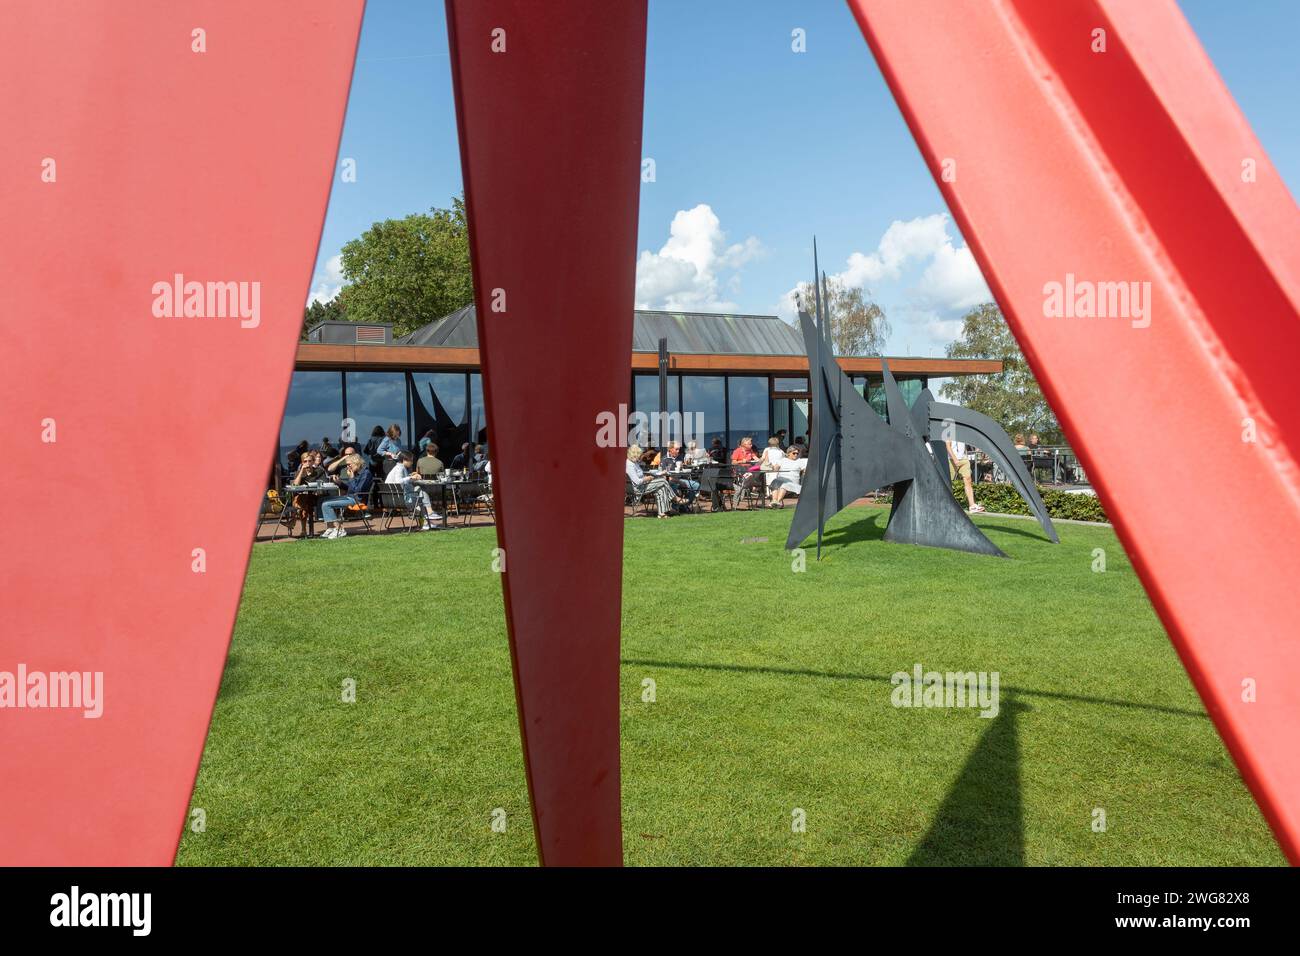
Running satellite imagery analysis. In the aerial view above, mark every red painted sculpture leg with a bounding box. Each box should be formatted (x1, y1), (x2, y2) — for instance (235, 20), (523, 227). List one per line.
(0, 1), (362, 864)
(848, 0), (1300, 862)
(445, 0), (647, 865)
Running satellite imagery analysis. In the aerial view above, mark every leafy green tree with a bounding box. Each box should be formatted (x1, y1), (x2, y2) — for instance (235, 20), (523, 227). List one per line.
(334, 197), (474, 338)
(940, 302), (1063, 443)
(794, 276), (890, 355)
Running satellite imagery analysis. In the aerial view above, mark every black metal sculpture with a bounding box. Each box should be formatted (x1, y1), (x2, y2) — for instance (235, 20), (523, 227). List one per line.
(786, 249), (1058, 559)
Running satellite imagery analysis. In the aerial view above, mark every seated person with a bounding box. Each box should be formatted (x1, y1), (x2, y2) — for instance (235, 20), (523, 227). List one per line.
(625, 445), (683, 518)
(730, 436), (763, 503)
(662, 441), (686, 469)
(450, 442), (474, 471)
(708, 437), (726, 463)
(288, 449), (327, 536)
(760, 436), (786, 470)
(417, 443), (444, 478)
(318, 455), (374, 540)
(471, 444), (489, 473)
(768, 445), (808, 508)
(731, 436), (760, 465)
(386, 452), (440, 530)
(791, 436), (809, 458)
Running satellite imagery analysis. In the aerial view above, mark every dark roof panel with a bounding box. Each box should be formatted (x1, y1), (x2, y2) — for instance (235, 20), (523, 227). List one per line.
(399, 305), (807, 356)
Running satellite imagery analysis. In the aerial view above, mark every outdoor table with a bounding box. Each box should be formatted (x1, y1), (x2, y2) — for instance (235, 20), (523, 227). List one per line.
(280, 482), (339, 539)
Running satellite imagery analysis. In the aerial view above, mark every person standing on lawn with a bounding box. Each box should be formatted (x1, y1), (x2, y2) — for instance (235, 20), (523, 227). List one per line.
(947, 439), (984, 514)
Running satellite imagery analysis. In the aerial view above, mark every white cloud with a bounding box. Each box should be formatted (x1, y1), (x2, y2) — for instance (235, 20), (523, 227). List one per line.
(915, 241), (989, 312)
(635, 204), (763, 311)
(840, 214), (950, 288)
(307, 253), (344, 306)
(776, 213), (992, 355)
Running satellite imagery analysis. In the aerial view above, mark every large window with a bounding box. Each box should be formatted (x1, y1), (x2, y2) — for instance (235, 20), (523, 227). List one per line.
(279, 371), (344, 466)
(410, 372), (469, 460)
(681, 375), (725, 451)
(345, 372), (408, 450)
(632, 373), (681, 446)
(727, 375), (768, 450)
(469, 373), (488, 448)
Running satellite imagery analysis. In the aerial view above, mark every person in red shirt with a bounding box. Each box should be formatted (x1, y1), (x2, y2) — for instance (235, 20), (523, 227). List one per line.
(731, 436), (759, 464)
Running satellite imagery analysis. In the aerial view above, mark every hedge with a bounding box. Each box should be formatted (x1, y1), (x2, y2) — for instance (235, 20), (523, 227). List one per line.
(950, 479), (1109, 523)
(872, 480), (1109, 524)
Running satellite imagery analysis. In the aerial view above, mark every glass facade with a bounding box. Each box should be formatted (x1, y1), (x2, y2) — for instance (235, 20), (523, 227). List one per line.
(632, 373), (682, 446)
(279, 371), (344, 465)
(345, 372), (407, 448)
(275, 366), (934, 470)
(727, 375), (768, 450)
(469, 373), (488, 446)
(680, 375), (725, 451)
(773, 376), (809, 394)
(410, 372), (470, 459)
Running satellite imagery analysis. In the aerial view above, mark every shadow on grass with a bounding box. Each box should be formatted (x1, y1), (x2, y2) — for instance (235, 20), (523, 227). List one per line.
(907, 696), (1029, 866)
(812, 508), (1052, 549)
(620, 657), (1208, 720)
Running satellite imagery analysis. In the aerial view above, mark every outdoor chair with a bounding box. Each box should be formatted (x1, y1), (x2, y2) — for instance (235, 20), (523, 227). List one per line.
(255, 489), (292, 541)
(375, 484), (421, 533)
(458, 480), (493, 526)
(697, 465), (732, 512)
(340, 486), (375, 535)
(624, 478), (657, 517)
(732, 465), (767, 510)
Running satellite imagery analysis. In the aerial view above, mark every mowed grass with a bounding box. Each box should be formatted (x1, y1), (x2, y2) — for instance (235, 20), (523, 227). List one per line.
(176, 505), (1285, 866)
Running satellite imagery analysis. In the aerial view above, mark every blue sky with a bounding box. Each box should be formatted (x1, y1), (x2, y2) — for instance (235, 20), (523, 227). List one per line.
(308, 0), (1299, 357)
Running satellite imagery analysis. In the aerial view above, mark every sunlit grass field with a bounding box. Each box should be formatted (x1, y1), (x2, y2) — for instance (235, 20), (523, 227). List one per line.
(176, 505), (1284, 866)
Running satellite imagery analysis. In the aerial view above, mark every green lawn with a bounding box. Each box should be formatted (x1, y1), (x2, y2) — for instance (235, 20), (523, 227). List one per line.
(176, 505), (1285, 866)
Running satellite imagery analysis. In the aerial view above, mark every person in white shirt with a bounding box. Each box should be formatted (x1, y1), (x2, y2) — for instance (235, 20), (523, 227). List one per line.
(386, 452), (441, 530)
(768, 445), (808, 507)
(947, 439), (984, 513)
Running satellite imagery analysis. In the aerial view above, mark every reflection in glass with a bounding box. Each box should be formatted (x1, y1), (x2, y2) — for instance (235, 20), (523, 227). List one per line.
(633, 373), (681, 446)
(345, 372), (409, 449)
(727, 375), (768, 450)
(410, 372), (469, 460)
(470, 373), (488, 448)
(681, 375), (725, 449)
(279, 371), (344, 466)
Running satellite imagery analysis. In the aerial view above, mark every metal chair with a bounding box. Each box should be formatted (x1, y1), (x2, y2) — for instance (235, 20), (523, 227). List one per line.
(732, 465), (766, 509)
(459, 480), (493, 525)
(624, 478), (657, 517)
(375, 484), (420, 533)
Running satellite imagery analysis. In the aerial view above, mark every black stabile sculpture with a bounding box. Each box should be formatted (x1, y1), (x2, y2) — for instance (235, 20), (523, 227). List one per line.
(785, 252), (1057, 559)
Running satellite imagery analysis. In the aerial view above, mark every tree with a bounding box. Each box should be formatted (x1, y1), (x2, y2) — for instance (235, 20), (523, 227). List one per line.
(301, 296), (346, 340)
(334, 197), (474, 338)
(939, 302), (1063, 443)
(794, 276), (890, 356)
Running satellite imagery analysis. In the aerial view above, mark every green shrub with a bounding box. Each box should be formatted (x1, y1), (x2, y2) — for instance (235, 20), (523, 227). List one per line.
(949, 479), (1108, 523)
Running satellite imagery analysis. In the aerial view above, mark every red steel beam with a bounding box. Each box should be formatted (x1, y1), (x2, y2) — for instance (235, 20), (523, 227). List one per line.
(848, 0), (1300, 861)
(0, 0), (362, 863)
(445, 0), (647, 865)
